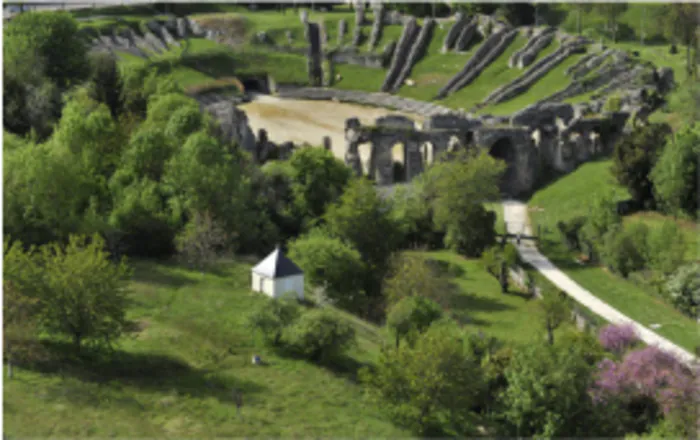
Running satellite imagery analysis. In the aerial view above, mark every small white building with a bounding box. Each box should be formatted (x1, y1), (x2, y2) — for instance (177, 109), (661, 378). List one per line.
(251, 246), (305, 300)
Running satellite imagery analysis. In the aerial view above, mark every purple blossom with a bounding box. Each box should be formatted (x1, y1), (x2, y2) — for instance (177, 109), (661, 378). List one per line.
(598, 323), (639, 355)
(590, 345), (699, 415)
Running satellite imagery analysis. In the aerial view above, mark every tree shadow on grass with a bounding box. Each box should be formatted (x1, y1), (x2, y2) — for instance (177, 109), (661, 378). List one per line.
(321, 354), (369, 384)
(19, 341), (266, 407)
(130, 261), (197, 289)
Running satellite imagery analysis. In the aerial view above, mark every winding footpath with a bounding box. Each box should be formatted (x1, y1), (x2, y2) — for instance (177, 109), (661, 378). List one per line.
(502, 200), (697, 367)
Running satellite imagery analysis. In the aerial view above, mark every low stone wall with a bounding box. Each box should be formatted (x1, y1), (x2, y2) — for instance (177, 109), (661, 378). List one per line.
(515, 29), (556, 68)
(484, 39), (588, 105)
(570, 49), (615, 79)
(453, 19), (478, 51)
(381, 16), (419, 92)
(509, 27), (555, 68)
(437, 28), (509, 98)
(541, 57), (630, 103)
(275, 86), (457, 117)
(438, 28), (518, 99)
(390, 18), (436, 93)
(441, 12), (467, 53)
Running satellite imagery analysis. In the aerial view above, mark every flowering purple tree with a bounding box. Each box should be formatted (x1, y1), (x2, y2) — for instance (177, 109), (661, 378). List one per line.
(598, 323), (639, 355)
(591, 345), (699, 419)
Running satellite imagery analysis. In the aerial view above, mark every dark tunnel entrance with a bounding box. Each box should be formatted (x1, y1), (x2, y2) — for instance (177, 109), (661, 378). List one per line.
(489, 137), (517, 195)
(241, 76), (270, 94)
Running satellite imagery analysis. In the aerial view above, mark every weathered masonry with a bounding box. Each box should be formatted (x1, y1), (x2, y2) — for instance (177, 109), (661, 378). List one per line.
(343, 105), (629, 196)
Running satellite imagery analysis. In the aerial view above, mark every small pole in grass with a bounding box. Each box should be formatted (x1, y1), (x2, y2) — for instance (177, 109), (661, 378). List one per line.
(233, 388), (243, 419)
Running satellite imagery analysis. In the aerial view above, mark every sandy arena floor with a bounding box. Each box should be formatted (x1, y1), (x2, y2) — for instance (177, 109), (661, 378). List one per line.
(240, 94), (424, 162)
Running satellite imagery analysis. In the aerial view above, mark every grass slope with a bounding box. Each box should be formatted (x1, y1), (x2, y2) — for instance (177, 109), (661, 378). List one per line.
(5, 248), (561, 437)
(528, 160), (699, 352)
(412, 251), (569, 346)
(4, 259), (409, 438)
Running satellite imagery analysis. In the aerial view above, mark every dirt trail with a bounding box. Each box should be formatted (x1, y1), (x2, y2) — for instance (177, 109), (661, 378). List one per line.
(240, 95), (423, 161)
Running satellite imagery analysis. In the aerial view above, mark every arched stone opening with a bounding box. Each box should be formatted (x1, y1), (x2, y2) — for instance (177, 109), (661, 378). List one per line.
(391, 141), (407, 182)
(489, 137), (517, 194)
(421, 141), (435, 168)
(357, 142), (374, 177)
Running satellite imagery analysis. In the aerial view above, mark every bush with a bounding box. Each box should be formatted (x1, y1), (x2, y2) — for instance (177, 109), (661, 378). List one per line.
(557, 216), (587, 251)
(386, 296), (443, 349)
(247, 295), (301, 347)
(665, 263), (700, 318)
(603, 93), (623, 112)
(646, 221), (687, 276)
(598, 323), (640, 355)
(284, 309), (356, 362)
(600, 223), (648, 277)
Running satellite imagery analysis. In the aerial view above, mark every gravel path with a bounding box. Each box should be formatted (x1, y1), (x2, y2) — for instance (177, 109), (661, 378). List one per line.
(502, 199), (697, 367)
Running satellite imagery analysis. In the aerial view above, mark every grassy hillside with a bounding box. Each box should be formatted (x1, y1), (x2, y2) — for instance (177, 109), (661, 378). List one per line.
(5, 249), (559, 437)
(528, 160), (699, 352)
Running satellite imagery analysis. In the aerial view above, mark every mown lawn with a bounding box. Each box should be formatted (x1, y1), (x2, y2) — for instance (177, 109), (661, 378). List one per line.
(412, 251), (570, 346)
(528, 160), (699, 352)
(4, 259), (409, 438)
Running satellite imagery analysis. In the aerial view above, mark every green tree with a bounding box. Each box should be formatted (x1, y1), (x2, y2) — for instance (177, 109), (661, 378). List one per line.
(287, 147), (351, 228)
(4, 142), (99, 246)
(382, 253), (452, 309)
(324, 178), (399, 301)
(389, 178), (443, 250)
(175, 210), (228, 273)
(646, 221), (687, 276)
(386, 296), (443, 349)
(288, 229), (366, 312)
(284, 309), (356, 363)
(662, 4), (700, 80)
(651, 124), (700, 218)
(361, 321), (483, 436)
(122, 125), (174, 181)
(87, 51), (124, 118)
(3, 11), (88, 88)
(481, 243), (518, 293)
(539, 292), (570, 345)
(591, 3), (628, 42)
(665, 263), (700, 317)
(247, 295), (301, 346)
(600, 222), (649, 278)
(579, 192), (622, 261)
(15, 234), (131, 353)
(611, 123), (671, 208)
(500, 340), (605, 437)
(423, 150), (505, 257)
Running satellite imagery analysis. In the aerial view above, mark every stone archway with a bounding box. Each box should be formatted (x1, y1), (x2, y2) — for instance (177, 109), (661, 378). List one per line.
(391, 141), (406, 182)
(421, 141), (436, 168)
(488, 137), (517, 194)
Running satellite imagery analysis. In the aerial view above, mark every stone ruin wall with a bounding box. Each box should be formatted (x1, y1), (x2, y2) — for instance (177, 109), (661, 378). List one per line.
(341, 105), (629, 196)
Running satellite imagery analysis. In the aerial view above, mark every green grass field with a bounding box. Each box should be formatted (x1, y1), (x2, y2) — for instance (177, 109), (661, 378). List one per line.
(4, 259), (409, 438)
(5, 249), (558, 438)
(528, 160), (699, 352)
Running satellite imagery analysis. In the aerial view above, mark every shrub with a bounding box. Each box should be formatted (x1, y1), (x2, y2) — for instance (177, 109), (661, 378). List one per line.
(600, 223), (648, 277)
(386, 296), (443, 349)
(557, 216), (587, 251)
(284, 309), (356, 362)
(247, 295), (301, 346)
(603, 93), (623, 112)
(665, 263), (700, 317)
(646, 221), (687, 276)
(598, 323), (640, 355)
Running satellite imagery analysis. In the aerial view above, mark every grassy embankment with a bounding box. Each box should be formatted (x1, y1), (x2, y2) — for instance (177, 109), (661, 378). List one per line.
(527, 159), (699, 352)
(5, 248), (560, 438)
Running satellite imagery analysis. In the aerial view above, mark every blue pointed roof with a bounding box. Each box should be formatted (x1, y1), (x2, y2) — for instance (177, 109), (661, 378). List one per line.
(252, 245), (303, 278)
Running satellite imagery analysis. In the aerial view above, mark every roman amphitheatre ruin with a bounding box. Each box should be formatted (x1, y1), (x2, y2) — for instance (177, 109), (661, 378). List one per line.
(87, 4), (675, 196)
